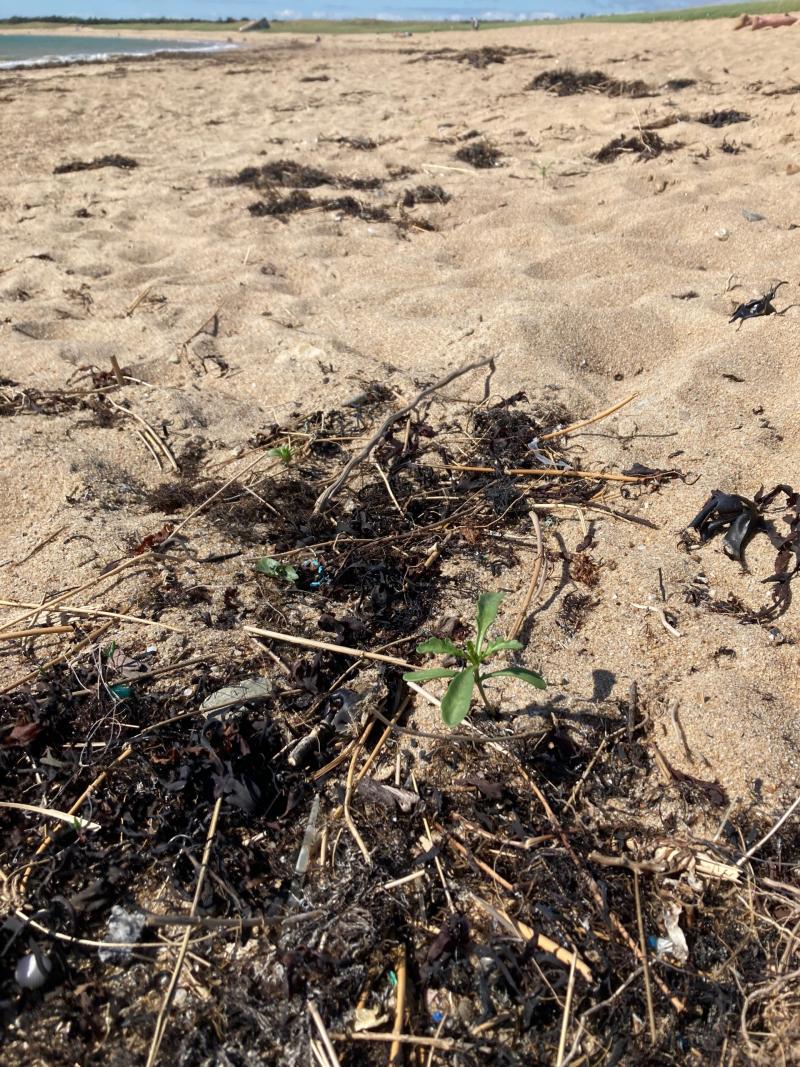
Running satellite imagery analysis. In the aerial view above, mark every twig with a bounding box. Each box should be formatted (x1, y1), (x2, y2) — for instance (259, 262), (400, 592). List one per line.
(539, 392), (638, 442)
(0, 624), (75, 641)
(442, 463), (649, 483)
(0, 801), (99, 831)
(668, 700), (693, 763)
(737, 794), (800, 867)
(110, 355), (125, 386)
(328, 1032), (469, 1051)
(107, 398), (179, 472)
(390, 947), (407, 1066)
(21, 744), (134, 897)
(632, 602), (681, 638)
(0, 555), (147, 634)
(740, 967), (800, 1053)
(244, 625), (416, 669)
(1, 616), (116, 696)
(0, 599), (184, 634)
(134, 427), (164, 468)
(469, 894), (593, 982)
(343, 734), (372, 865)
(146, 797), (223, 1067)
(509, 511), (545, 641)
(308, 1001), (343, 1067)
(125, 284), (153, 316)
(372, 456), (407, 519)
(556, 953), (578, 1067)
(161, 449), (273, 548)
(634, 871), (657, 1044)
(382, 870), (428, 891)
(313, 356), (494, 514)
(439, 826), (514, 892)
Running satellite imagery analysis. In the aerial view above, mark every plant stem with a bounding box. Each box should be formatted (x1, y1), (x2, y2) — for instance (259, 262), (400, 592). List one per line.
(475, 675), (493, 712)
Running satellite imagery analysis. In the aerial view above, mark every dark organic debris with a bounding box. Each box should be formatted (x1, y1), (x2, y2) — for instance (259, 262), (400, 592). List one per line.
(329, 135), (377, 150)
(248, 190), (390, 224)
(663, 77), (696, 90)
(593, 130), (680, 163)
(696, 109), (750, 128)
(54, 154), (138, 174)
(687, 486), (800, 618)
(248, 190), (314, 217)
(401, 184), (451, 208)
(410, 44), (538, 67)
(229, 159), (382, 192)
(299, 74), (330, 82)
(527, 68), (652, 98)
(455, 140), (502, 168)
(2, 379), (797, 1067)
(729, 282), (787, 325)
(687, 490), (760, 561)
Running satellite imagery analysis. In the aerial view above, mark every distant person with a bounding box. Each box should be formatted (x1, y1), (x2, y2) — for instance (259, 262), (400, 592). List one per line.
(471, 17), (480, 30)
(734, 11), (797, 28)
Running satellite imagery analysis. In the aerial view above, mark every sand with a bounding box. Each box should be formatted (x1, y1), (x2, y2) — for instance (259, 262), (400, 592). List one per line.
(1, 21), (798, 803)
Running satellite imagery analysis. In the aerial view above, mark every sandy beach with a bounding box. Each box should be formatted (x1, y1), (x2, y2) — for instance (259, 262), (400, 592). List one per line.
(1, 20), (799, 1063)
(3, 21), (798, 785)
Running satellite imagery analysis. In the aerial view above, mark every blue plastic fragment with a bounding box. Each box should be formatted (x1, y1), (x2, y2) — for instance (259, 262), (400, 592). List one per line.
(431, 1011), (444, 1024)
(110, 684), (132, 700)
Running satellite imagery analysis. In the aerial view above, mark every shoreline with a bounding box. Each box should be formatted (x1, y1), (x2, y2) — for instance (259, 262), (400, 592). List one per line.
(0, 25), (243, 42)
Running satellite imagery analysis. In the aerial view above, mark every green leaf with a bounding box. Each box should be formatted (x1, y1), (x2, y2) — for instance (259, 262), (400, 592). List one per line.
(483, 638), (523, 656)
(403, 668), (458, 681)
(483, 666), (547, 690)
(416, 637), (465, 659)
(255, 557), (299, 583)
(475, 592), (504, 654)
(441, 668), (476, 727)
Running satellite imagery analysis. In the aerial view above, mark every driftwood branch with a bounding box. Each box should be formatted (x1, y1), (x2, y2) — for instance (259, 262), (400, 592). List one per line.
(312, 356), (495, 514)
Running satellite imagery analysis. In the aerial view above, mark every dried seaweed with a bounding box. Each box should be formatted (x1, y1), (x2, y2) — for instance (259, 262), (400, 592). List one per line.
(401, 184), (451, 207)
(409, 44), (539, 67)
(228, 159), (382, 192)
(527, 68), (652, 97)
(2, 382), (797, 1067)
(594, 130), (681, 163)
(455, 140), (502, 168)
(696, 109), (750, 127)
(54, 154), (138, 174)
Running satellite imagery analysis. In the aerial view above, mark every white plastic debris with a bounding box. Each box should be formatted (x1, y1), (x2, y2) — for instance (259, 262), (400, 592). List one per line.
(15, 951), (52, 990)
(714, 228), (729, 241)
(655, 903), (689, 963)
(200, 677), (273, 721)
(98, 905), (147, 963)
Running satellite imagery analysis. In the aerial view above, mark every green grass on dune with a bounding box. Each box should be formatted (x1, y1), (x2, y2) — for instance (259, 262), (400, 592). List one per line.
(1, 3), (798, 35)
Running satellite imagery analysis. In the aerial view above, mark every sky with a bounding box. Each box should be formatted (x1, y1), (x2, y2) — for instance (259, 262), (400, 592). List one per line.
(0, 0), (724, 21)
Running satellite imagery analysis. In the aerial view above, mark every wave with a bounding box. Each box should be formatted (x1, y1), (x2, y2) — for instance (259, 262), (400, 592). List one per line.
(0, 42), (236, 71)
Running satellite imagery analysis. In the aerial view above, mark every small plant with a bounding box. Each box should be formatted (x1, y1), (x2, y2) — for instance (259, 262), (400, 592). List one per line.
(268, 443), (294, 465)
(255, 557), (299, 582)
(403, 592), (545, 727)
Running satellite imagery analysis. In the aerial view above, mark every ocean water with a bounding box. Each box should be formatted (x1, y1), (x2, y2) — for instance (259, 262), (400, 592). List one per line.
(0, 33), (233, 69)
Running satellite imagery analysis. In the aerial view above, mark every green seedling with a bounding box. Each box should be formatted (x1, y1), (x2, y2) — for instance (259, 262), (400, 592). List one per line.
(268, 443), (294, 465)
(403, 592), (546, 727)
(255, 557), (299, 583)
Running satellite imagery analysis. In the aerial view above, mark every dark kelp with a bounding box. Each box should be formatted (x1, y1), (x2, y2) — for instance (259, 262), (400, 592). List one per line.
(229, 159), (382, 192)
(54, 155), (138, 174)
(527, 68), (652, 97)
(401, 184), (451, 207)
(696, 109), (751, 127)
(687, 490), (761, 561)
(729, 281), (787, 326)
(455, 140), (502, 168)
(593, 130), (680, 163)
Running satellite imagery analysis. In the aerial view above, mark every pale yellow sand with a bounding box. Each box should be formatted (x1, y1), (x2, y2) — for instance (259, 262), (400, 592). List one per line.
(1, 22), (798, 802)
